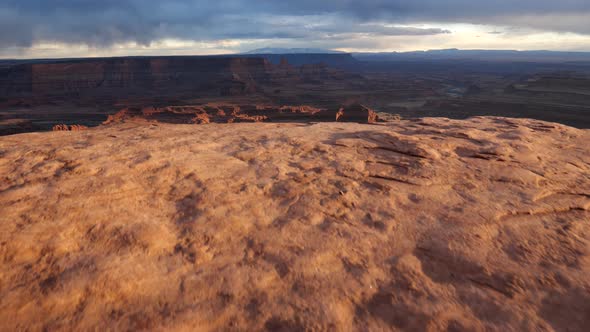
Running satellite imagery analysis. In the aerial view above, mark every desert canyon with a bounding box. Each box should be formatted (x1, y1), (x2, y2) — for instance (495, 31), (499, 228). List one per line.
(1, 43), (590, 332)
(4, 0), (590, 329)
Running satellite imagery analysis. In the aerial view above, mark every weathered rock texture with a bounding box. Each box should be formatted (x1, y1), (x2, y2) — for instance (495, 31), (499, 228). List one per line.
(0, 117), (589, 331)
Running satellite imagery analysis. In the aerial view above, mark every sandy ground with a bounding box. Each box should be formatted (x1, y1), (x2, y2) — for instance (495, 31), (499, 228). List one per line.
(0, 117), (589, 331)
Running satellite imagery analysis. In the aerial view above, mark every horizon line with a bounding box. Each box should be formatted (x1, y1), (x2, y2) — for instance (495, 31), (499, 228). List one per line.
(3, 48), (590, 62)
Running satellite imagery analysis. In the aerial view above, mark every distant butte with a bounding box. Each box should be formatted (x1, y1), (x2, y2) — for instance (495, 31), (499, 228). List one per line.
(1, 117), (589, 331)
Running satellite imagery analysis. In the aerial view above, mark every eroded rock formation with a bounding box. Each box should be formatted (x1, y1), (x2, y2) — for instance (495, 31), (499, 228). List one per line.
(0, 117), (589, 330)
(52, 124), (89, 131)
(103, 103), (379, 125)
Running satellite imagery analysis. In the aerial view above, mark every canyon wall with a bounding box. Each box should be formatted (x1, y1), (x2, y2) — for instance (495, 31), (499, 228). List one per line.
(0, 56), (274, 98)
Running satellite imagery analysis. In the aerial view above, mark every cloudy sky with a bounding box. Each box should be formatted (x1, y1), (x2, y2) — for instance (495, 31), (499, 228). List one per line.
(2, 0), (590, 58)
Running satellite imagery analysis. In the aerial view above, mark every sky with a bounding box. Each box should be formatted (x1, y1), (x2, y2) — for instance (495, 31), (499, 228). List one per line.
(2, 0), (590, 58)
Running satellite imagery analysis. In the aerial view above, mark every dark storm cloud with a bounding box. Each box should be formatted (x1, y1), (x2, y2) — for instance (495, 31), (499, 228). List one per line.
(261, 0), (589, 17)
(1, 0), (589, 48)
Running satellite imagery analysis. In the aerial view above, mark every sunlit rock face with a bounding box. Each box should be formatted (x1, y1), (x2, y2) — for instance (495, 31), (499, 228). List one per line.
(0, 117), (589, 331)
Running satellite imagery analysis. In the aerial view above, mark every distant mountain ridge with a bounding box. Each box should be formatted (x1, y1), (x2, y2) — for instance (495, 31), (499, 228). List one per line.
(243, 48), (346, 55)
(353, 49), (590, 62)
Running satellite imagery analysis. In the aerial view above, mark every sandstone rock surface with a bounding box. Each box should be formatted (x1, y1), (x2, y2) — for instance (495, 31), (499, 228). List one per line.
(0, 117), (589, 331)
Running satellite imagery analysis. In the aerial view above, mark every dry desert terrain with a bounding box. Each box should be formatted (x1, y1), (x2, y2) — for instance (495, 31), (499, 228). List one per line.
(1, 117), (589, 331)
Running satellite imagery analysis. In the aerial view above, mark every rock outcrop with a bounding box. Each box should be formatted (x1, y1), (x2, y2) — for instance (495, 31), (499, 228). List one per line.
(103, 103), (379, 125)
(52, 124), (89, 131)
(0, 117), (589, 331)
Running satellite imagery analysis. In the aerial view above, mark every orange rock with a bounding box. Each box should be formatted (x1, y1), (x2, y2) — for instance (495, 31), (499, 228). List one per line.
(1, 117), (589, 331)
(52, 124), (89, 131)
